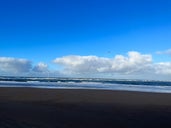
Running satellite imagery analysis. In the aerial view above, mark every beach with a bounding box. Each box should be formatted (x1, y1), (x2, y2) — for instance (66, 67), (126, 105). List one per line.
(1, 87), (171, 128)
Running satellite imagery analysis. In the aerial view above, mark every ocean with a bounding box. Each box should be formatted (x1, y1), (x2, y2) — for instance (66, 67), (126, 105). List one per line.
(0, 76), (171, 93)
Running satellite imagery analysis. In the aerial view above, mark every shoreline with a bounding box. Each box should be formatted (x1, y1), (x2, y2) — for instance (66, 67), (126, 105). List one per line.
(1, 87), (171, 127)
(1, 87), (171, 105)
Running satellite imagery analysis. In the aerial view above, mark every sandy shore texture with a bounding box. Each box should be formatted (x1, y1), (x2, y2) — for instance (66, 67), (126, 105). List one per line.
(1, 87), (171, 128)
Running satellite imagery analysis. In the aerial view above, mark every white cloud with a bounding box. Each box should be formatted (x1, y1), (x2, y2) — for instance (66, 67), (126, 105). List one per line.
(32, 62), (48, 73)
(111, 51), (152, 74)
(155, 62), (171, 75)
(156, 49), (171, 55)
(53, 51), (171, 80)
(54, 51), (153, 76)
(0, 57), (32, 74)
(1, 51), (171, 80)
(0, 57), (58, 77)
(54, 55), (111, 74)
(0, 57), (50, 76)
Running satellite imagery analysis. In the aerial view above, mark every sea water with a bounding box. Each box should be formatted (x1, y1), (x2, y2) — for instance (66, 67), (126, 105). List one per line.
(0, 76), (171, 93)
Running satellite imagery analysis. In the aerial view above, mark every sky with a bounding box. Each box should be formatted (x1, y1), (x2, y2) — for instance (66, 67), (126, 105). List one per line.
(0, 0), (171, 80)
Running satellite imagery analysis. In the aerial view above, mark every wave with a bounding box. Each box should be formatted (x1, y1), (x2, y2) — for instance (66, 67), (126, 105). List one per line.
(1, 76), (171, 93)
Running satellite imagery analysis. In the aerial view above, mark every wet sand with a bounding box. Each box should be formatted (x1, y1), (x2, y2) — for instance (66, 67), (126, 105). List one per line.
(1, 87), (171, 128)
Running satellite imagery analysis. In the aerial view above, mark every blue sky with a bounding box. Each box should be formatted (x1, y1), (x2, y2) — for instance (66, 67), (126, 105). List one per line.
(0, 0), (171, 80)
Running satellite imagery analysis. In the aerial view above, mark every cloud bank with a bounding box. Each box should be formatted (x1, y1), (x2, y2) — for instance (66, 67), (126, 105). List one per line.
(0, 51), (171, 80)
(0, 57), (32, 74)
(0, 57), (49, 76)
(54, 51), (171, 80)
(32, 62), (48, 73)
(54, 51), (152, 74)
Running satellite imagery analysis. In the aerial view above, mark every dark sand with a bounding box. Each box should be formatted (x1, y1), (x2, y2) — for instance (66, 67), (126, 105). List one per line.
(1, 87), (171, 128)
